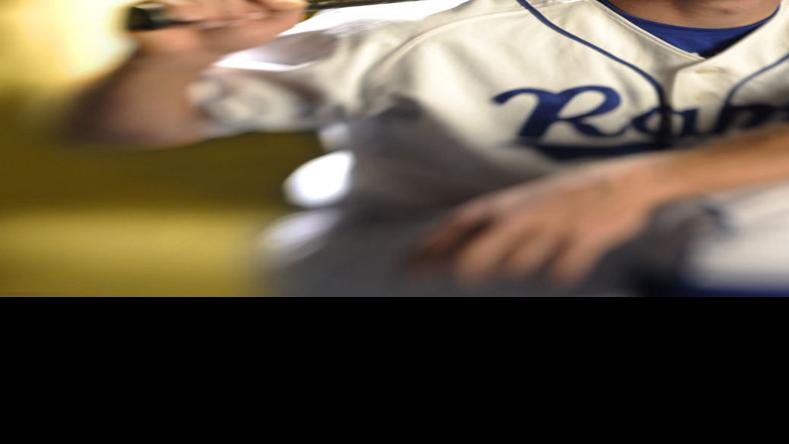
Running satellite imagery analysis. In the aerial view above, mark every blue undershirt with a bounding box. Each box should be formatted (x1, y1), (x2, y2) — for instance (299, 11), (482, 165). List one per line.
(598, 0), (778, 57)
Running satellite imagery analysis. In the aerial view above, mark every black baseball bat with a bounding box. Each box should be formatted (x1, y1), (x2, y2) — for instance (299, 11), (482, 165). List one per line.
(127, 0), (424, 31)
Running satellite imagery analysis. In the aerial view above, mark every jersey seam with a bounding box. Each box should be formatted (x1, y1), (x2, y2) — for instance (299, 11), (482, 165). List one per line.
(359, 5), (556, 99)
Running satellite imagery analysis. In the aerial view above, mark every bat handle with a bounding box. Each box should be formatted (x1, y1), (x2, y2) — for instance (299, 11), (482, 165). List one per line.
(127, 3), (191, 31)
(126, 1), (423, 31)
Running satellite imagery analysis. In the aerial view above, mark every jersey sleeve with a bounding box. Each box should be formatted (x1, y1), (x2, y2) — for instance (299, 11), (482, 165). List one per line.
(188, 14), (410, 138)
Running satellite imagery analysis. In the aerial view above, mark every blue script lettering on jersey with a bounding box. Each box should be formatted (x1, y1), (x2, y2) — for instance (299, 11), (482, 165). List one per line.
(494, 85), (789, 160)
(493, 86), (626, 139)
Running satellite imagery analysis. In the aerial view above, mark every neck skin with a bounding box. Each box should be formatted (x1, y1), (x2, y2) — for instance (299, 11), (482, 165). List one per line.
(606, 0), (781, 28)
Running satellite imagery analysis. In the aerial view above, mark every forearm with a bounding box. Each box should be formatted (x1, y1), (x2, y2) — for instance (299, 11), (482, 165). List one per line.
(63, 51), (218, 147)
(62, 0), (306, 148)
(639, 124), (789, 203)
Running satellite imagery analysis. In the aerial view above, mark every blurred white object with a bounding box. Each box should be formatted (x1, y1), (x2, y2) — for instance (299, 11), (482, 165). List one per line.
(284, 151), (355, 208)
(261, 209), (344, 268)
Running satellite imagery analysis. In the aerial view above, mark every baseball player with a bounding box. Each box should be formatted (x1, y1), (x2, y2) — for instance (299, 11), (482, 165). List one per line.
(68, 0), (789, 296)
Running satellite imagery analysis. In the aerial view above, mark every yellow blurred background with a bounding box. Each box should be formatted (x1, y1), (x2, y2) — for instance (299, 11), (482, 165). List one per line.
(0, 0), (322, 295)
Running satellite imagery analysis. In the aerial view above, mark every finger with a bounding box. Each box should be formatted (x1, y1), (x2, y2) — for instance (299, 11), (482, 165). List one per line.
(252, 0), (308, 28)
(453, 215), (541, 287)
(417, 209), (491, 258)
(191, 0), (304, 25)
(254, 0), (309, 12)
(548, 236), (613, 286)
(194, 0), (278, 25)
(503, 230), (564, 279)
(550, 214), (650, 285)
(410, 218), (491, 277)
(150, 0), (296, 23)
(159, 0), (208, 21)
(225, 0), (267, 16)
(155, 0), (253, 26)
(198, 3), (303, 39)
(194, 0), (226, 20)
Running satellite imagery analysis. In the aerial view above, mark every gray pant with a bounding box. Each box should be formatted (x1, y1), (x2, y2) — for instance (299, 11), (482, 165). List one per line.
(259, 202), (715, 297)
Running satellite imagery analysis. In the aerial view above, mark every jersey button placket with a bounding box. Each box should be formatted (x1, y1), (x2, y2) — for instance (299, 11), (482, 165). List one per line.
(692, 66), (732, 102)
(694, 66), (726, 76)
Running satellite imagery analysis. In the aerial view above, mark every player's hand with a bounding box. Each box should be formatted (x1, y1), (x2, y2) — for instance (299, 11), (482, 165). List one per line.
(131, 0), (307, 60)
(412, 158), (665, 287)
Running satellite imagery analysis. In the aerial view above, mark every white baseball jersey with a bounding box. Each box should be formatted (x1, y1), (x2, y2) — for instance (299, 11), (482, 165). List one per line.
(192, 0), (789, 205)
(189, 0), (789, 293)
